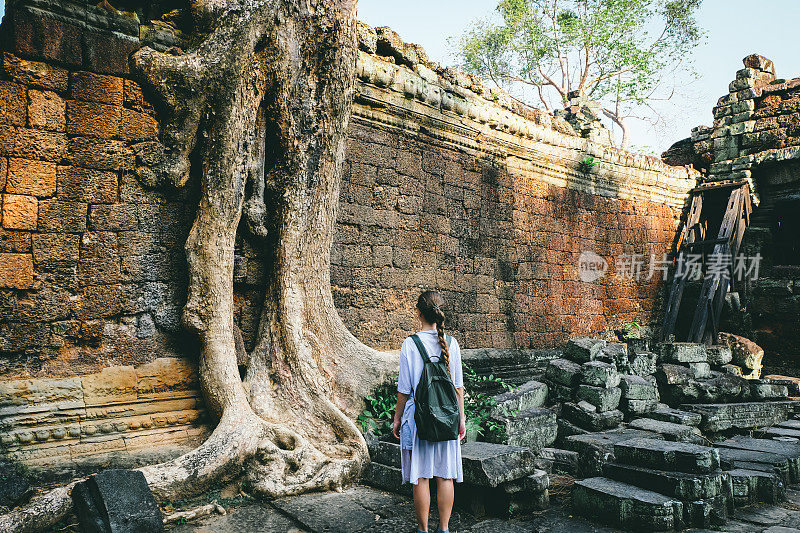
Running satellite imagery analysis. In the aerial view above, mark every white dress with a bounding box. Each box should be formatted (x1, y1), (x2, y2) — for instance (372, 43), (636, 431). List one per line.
(397, 330), (464, 485)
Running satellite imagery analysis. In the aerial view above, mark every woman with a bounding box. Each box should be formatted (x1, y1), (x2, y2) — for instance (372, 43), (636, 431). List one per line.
(392, 290), (466, 533)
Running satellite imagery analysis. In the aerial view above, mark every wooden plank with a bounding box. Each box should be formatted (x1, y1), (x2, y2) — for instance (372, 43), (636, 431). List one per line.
(687, 187), (744, 343)
(661, 192), (703, 340)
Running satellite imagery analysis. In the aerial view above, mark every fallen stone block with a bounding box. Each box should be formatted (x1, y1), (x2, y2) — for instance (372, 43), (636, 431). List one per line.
(764, 375), (800, 396)
(686, 401), (791, 432)
(0, 460), (32, 510)
(488, 407), (557, 452)
(457, 468), (549, 517)
(626, 338), (651, 356)
(750, 380), (789, 400)
(688, 362), (711, 379)
(598, 343), (631, 373)
(362, 462), (407, 494)
(580, 361), (620, 388)
(366, 438), (401, 469)
(562, 401), (623, 431)
(603, 462), (727, 500)
(650, 406), (702, 426)
(460, 441), (536, 488)
(537, 447), (579, 475)
(491, 380), (548, 417)
(727, 468), (785, 505)
(660, 342), (707, 363)
(572, 477), (684, 531)
(630, 352), (658, 377)
(544, 358), (581, 387)
(685, 494), (729, 528)
(564, 337), (606, 363)
(544, 380), (574, 402)
(656, 363), (694, 386)
(613, 438), (719, 473)
(627, 418), (704, 444)
(576, 384), (621, 412)
(556, 417), (589, 443)
(620, 375), (659, 400)
(620, 398), (659, 416)
(72, 469), (164, 533)
(718, 332), (763, 370)
(757, 426), (800, 440)
(706, 345), (733, 366)
(721, 364), (743, 377)
(717, 448), (791, 485)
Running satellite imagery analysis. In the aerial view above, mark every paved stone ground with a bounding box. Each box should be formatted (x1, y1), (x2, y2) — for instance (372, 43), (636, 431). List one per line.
(168, 485), (800, 533)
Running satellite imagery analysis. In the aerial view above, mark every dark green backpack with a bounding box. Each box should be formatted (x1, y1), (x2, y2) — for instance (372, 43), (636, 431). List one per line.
(411, 334), (460, 442)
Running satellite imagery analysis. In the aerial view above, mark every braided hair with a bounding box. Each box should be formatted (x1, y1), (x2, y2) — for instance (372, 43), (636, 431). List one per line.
(416, 290), (450, 377)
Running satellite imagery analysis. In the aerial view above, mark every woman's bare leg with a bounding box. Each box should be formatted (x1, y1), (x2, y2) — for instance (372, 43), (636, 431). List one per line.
(412, 477), (430, 531)
(435, 477), (454, 531)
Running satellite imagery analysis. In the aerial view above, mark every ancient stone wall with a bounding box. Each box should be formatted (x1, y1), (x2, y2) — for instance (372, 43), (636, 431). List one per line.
(0, 1), (696, 477)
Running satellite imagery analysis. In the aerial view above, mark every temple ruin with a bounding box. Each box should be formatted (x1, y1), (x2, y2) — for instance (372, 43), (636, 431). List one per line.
(1, 1), (799, 531)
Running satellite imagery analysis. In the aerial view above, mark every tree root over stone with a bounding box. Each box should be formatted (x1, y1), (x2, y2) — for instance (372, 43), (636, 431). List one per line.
(0, 1), (396, 531)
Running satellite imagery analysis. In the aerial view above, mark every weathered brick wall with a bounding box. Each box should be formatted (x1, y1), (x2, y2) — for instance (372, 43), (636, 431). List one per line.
(331, 119), (682, 350)
(0, 15), (195, 379)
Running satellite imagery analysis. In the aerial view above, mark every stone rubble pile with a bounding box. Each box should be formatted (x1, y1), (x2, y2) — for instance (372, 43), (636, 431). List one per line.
(543, 338), (661, 437)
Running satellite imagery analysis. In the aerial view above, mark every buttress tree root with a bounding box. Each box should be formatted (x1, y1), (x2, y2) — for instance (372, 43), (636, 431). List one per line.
(0, 0), (396, 530)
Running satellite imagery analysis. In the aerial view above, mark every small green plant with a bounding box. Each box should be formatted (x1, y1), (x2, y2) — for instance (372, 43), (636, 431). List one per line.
(356, 364), (517, 441)
(357, 377), (397, 436)
(462, 363), (515, 439)
(579, 156), (596, 173)
(621, 317), (642, 338)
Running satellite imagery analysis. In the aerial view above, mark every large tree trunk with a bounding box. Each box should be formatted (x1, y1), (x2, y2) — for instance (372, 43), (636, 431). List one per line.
(0, 1), (395, 530)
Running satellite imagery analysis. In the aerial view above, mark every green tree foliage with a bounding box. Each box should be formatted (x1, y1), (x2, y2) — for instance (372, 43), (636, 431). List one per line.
(456, 0), (704, 146)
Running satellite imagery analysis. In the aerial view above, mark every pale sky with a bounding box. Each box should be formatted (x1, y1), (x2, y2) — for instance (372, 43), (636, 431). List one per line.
(2, 1), (796, 154)
(358, 0), (800, 154)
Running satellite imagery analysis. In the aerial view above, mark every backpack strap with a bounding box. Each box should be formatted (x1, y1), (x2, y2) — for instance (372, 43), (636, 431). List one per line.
(445, 334), (452, 348)
(410, 334), (431, 364)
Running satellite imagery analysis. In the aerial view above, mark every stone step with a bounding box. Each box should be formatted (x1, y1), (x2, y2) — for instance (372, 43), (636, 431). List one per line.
(613, 438), (719, 473)
(488, 407), (557, 452)
(462, 348), (559, 394)
(727, 468), (785, 506)
(717, 448), (791, 486)
(626, 418), (704, 444)
(491, 380), (547, 417)
(602, 462), (728, 501)
(684, 401), (793, 432)
(457, 469), (549, 517)
(718, 436), (800, 483)
(366, 438), (401, 469)
(460, 441), (536, 488)
(649, 406), (702, 426)
(572, 477), (684, 531)
(362, 462), (407, 494)
(757, 426), (800, 440)
(777, 419), (800, 430)
(563, 429), (664, 477)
